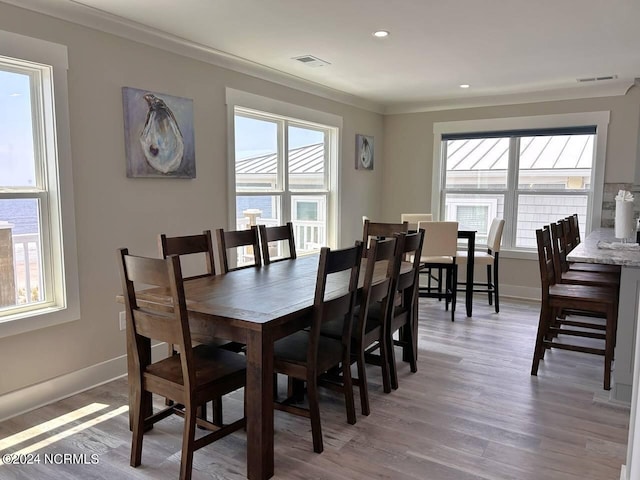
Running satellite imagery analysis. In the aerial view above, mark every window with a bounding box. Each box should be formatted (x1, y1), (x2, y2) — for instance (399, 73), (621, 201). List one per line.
(433, 113), (608, 253)
(227, 89), (340, 267)
(0, 30), (79, 336)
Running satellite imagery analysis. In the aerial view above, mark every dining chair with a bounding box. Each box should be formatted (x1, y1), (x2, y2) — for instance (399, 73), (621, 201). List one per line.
(258, 222), (297, 265)
(387, 230), (425, 390)
(158, 230), (245, 423)
(216, 225), (262, 273)
(416, 221), (458, 321)
(320, 237), (397, 414)
(530, 228), (617, 390)
(272, 243), (362, 453)
(362, 219), (408, 256)
(456, 218), (505, 313)
(400, 213), (432, 231)
(117, 249), (246, 480)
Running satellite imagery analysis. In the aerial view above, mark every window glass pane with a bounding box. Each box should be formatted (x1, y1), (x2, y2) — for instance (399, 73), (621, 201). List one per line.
(516, 194), (588, 248)
(445, 138), (509, 189)
(235, 195), (281, 230)
(0, 70), (36, 188)
(235, 115), (278, 191)
(0, 198), (43, 309)
(288, 125), (326, 190)
(291, 195), (326, 254)
(518, 135), (594, 190)
(444, 193), (504, 244)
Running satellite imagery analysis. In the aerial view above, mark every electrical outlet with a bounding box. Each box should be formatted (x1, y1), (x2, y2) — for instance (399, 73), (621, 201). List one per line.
(119, 311), (126, 331)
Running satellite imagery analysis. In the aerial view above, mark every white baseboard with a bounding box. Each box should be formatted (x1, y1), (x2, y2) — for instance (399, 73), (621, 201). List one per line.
(500, 285), (539, 301)
(620, 464), (626, 480)
(0, 343), (167, 422)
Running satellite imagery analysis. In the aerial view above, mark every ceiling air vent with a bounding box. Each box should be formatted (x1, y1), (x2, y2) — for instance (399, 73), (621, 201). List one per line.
(292, 55), (331, 68)
(577, 74), (618, 83)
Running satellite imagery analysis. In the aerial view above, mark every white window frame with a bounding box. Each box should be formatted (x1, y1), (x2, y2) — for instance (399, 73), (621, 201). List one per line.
(0, 30), (80, 338)
(432, 112), (609, 259)
(226, 88), (341, 249)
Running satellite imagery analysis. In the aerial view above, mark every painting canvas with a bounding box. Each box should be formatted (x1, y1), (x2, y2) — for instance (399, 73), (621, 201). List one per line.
(355, 134), (374, 170)
(122, 87), (196, 178)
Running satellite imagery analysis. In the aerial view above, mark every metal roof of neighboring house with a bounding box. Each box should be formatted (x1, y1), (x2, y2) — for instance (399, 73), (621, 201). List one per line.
(447, 135), (594, 171)
(236, 143), (324, 174)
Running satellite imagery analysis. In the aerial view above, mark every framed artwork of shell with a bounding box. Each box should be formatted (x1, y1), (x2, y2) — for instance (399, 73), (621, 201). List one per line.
(355, 134), (374, 170)
(122, 87), (196, 178)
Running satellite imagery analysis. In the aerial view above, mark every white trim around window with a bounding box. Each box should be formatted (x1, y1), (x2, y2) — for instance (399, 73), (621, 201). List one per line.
(0, 29), (80, 338)
(432, 111), (610, 259)
(225, 88), (342, 248)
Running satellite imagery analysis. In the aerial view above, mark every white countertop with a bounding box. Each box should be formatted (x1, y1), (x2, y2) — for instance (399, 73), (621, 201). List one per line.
(567, 228), (640, 267)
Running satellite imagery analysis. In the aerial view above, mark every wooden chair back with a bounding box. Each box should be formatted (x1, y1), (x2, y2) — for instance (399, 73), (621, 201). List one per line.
(158, 230), (215, 278)
(354, 238), (397, 346)
(259, 222), (297, 265)
(567, 213), (581, 249)
(118, 249), (195, 391)
(362, 219), (408, 256)
(216, 226), (262, 273)
(307, 243), (363, 365)
(550, 221), (573, 275)
(394, 230), (425, 302)
(536, 227), (557, 295)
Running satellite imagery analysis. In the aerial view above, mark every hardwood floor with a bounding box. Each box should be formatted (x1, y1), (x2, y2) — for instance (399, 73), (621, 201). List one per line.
(0, 298), (629, 479)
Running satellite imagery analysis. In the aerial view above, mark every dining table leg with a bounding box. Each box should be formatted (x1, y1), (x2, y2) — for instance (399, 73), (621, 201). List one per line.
(246, 328), (275, 480)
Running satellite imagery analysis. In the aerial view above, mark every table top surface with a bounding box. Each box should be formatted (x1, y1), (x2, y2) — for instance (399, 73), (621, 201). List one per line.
(567, 228), (640, 267)
(123, 255), (402, 327)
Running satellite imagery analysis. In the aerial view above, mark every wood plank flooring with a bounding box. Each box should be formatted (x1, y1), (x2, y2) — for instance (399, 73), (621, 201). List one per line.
(0, 297), (630, 479)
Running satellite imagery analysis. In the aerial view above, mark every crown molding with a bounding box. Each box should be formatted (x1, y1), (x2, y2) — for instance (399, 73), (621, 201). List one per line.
(383, 80), (635, 115)
(1, 0), (384, 114)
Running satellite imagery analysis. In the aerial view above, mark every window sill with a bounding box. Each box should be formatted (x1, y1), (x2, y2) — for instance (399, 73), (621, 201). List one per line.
(0, 304), (80, 339)
(499, 249), (537, 261)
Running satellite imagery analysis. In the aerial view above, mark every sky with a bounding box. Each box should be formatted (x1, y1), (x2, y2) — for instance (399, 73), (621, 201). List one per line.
(0, 69), (36, 187)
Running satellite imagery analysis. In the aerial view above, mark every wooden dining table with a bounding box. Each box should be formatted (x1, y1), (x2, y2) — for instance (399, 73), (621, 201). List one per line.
(118, 254), (409, 480)
(458, 230), (476, 317)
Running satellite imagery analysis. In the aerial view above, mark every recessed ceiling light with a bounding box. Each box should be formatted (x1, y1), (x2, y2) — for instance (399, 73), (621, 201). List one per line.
(459, 84), (470, 89)
(8, 93), (21, 97)
(372, 30), (390, 38)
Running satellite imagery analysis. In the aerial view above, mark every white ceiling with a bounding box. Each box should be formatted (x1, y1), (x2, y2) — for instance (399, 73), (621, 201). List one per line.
(10, 0), (640, 112)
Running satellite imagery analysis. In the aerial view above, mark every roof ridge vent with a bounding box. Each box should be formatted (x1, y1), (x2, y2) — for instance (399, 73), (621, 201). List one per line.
(292, 55), (331, 68)
(577, 74), (618, 83)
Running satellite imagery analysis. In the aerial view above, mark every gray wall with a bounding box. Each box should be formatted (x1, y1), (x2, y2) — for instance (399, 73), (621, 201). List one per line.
(382, 89), (640, 294)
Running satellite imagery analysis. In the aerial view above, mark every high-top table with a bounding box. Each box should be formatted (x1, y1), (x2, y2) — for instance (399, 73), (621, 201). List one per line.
(118, 254), (410, 480)
(566, 228), (640, 480)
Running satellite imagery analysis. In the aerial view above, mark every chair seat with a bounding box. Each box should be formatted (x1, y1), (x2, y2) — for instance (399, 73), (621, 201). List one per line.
(456, 251), (494, 265)
(420, 255), (454, 264)
(145, 344), (246, 387)
(569, 262), (621, 274)
(274, 331), (343, 372)
(560, 270), (620, 287)
(549, 283), (617, 305)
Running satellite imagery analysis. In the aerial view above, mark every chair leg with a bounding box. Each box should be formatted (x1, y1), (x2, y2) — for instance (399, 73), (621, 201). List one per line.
(531, 307), (550, 375)
(342, 355), (357, 425)
(179, 406), (197, 480)
(130, 390), (145, 467)
(388, 330), (399, 390)
(212, 398), (223, 427)
(493, 257), (500, 313)
(450, 265), (457, 322)
(306, 376), (324, 453)
(379, 333), (392, 394)
(487, 265), (493, 306)
(356, 350), (371, 415)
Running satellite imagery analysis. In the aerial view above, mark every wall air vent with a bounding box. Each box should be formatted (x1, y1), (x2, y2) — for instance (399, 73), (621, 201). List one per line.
(292, 55), (331, 68)
(577, 74), (618, 83)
